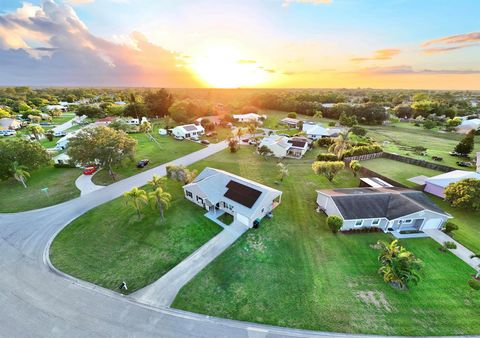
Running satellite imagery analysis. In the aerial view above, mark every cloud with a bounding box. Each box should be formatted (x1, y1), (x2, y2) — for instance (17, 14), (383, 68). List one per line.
(359, 65), (480, 75)
(237, 59), (257, 64)
(0, 0), (199, 86)
(282, 0), (332, 8)
(350, 48), (401, 62)
(421, 32), (480, 54)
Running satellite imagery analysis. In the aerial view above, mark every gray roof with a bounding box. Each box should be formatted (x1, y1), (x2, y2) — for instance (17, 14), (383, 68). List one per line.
(318, 188), (448, 220)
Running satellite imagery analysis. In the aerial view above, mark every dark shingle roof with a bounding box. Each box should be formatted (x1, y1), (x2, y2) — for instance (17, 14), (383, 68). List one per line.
(224, 180), (262, 208)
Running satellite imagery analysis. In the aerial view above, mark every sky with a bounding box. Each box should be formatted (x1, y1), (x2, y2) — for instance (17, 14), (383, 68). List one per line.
(0, 0), (479, 89)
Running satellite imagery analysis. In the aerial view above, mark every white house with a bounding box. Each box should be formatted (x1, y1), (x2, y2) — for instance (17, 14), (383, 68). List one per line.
(280, 117), (301, 128)
(45, 104), (68, 112)
(183, 167), (282, 228)
(316, 187), (451, 234)
(233, 113), (262, 123)
(0, 118), (22, 130)
(302, 122), (330, 139)
(424, 167), (480, 199)
(172, 124), (205, 139)
(456, 118), (480, 134)
(259, 135), (309, 158)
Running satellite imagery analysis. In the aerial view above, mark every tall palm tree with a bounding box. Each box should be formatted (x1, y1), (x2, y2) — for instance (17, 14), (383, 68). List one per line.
(329, 131), (351, 159)
(12, 162), (30, 188)
(123, 187), (148, 220)
(148, 175), (166, 190)
(149, 187), (172, 222)
(377, 240), (423, 289)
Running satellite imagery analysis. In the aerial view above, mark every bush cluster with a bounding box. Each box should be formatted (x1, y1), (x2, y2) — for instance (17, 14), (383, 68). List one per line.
(343, 144), (382, 158)
(316, 153), (338, 161)
(341, 227), (382, 234)
(316, 137), (335, 148)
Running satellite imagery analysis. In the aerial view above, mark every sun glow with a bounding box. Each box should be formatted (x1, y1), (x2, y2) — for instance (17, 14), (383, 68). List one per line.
(189, 44), (270, 88)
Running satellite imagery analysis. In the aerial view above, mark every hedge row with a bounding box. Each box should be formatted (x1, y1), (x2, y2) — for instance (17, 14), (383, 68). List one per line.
(343, 144), (382, 158)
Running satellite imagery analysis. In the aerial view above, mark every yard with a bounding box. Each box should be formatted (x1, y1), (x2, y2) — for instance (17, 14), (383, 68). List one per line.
(50, 179), (222, 294)
(171, 148), (480, 336)
(92, 125), (204, 185)
(0, 166), (81, 213)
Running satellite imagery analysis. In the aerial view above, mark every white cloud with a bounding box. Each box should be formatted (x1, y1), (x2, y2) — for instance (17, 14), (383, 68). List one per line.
(282, 0), (332, 7)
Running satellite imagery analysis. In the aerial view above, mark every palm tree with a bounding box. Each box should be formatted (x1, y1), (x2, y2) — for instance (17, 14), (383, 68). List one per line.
(349, 160), (361, 176)
(123, 187), (148, 220)
(149, 187), (172, 222)
(12, 162), (30, 188)
(329, 131), (351, 159)
(148, 175), (166, 190)
(377, 240), (423, 289)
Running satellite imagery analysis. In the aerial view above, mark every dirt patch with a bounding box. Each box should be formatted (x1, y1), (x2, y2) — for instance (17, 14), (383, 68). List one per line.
(355, 290), (392, 312)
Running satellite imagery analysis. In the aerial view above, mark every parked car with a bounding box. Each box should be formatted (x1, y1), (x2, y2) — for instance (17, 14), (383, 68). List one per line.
(191, 136), (200, 142)
(0, 130), (16, 136)
(83, 166), (97, 175)
(137, 159), (150, 168)
(174, 135), (184, 140)
(248, 140), (258, 146)
(39, 122), (51, 126)
(201, 140), (210, 145)
(449, 151), (462, 157)
(432, 156), (443, 161)
(53, 131), (67, 137)
(457, 161), (473, 167)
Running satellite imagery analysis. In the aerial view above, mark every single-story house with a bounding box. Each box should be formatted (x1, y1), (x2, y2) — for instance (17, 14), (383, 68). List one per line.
(280, 117), (301, 128)
(0, 118), (22, 130)
(316, 187), (451, 233)
(53, 153), (72, 165)
(195, 116), (222, 126)
(258, 135), (309, 158)
(123, 117), (141, 125)
(96, 116), (115, 125)
(183, 167), (282, 228)
(233, 113), (263, 123)
(456, 118), (480, 134)
(424, 168), (480, 198)
(45, 105), (68, 112)
(302, 122), (344, 140)
(172, 124), (205, 139)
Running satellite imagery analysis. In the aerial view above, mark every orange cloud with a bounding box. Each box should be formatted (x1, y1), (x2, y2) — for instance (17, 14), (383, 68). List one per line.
(350, 48), (401, 62)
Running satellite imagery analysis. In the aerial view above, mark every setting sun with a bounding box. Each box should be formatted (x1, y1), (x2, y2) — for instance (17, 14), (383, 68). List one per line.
(189, 44), (270, 88)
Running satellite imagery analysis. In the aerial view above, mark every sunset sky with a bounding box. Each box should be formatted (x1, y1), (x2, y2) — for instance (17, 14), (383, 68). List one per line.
(0, 0), (479, 89)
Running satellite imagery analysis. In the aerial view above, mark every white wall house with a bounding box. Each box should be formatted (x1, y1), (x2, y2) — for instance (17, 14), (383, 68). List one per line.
(316, 187), (451, 235)
(0, 118), (22, 130)
(183, 168), (282, 228)
(172, 124), (205, 139)
(302, 122), (343, 140)
(45, 105), (68, 112)
(456, 118), (480, 134)
(258, 135), (309, 158)
(233, 113), (262, 123)
(424, 167), (480, 198)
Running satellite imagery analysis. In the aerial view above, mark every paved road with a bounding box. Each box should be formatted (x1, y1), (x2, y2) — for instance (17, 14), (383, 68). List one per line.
(133, 222), (248, 307)
(75, 173), (104, 195)
(0, 140), (462, 337)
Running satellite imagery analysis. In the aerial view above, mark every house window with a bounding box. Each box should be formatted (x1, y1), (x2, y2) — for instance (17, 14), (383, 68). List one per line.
(372, 219), (380, 226)
(404, 219), (412, 224)
(196, 196), (203, 204)
(354, 220), (363, 227)
(186, 191), (193, 198)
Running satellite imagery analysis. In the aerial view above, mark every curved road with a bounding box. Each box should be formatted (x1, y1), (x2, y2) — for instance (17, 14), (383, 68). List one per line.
(0, 142), (404, 337)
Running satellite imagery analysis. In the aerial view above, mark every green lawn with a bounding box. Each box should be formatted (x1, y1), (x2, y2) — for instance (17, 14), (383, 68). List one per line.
(202, 126), (232, 143)
(50, 179), (221, 294)
(0, 166), (81, 213)
(92, 127), (204, 185)
(361, 158), (442, 187)
(366, 123), (480, 169)
(172, 148), (480, 336)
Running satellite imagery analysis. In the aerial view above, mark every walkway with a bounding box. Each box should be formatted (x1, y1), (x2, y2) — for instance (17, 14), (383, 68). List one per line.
(132, 222), (248, 307)
(423, 229), (480, 270)
(74, 173), (104, 195)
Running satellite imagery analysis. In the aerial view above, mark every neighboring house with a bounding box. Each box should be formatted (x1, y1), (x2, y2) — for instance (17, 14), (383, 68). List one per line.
(0, 118), (22, 130)
(172, 124), (205, 139)
(302, 122), (344, 139)
(52, 153), (73, 166)
(45, 105), (68, 112)
(95, 116), (115, 126)
(456, 118), (480, 134)
(183, 167), (282, 228)
(233, 113), (263, 123)
(195, 116), (222, 126)
(316, 187), (451, 233)
(123, 117), (140, 125)
(424, 168), (480, 198)
(280, 117), (301, 128)
(258, 135), (309, 158)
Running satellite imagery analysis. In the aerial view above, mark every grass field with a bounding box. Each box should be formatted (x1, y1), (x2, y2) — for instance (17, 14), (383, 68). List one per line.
(260, 109), (336, 130)
(172, 148), (480, 336)
(0, 166), (81, 213)
(92, 126), (204, 185)
(366, 123), (480, 169)
(50, 179), (221, 294)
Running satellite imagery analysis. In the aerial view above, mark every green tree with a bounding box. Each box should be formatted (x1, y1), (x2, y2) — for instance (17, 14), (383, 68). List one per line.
(349, 160), (361, 176)
(339, 112), (358, 127)
(228, 138), (239, 153)
(148, 174), (167, 190)
(0, 108), (11, 118)
(67, 126), (137, 181)
(326, 215), (343, 233)
(12, 162), (30, 188)
(445, 178), (480, 210)
(312, 161), (345, 182)
(123, 187), (148, 220)
(350, 125), (367, 137)
(258, 145), (273, 159)
(75, 105), (105, 119)
(287, 112), (297, 118)
(139, 121), (152, 134)
(377, 240), (423, 289)
(28, 124), (44, 141)
(454, 129), (475, 156)
(0, 139), (50, 180)
(328, 131), (351, 158)
(144, 89), (174, 117)
(149, 187), (172, 222)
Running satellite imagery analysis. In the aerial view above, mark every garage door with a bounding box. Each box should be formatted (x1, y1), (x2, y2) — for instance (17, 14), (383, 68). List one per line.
(423, 218), (442, 230)
(236, 213), (250, 227)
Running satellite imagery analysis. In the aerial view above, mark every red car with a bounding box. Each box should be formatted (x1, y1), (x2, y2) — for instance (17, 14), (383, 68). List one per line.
(83, 166), (97, 175)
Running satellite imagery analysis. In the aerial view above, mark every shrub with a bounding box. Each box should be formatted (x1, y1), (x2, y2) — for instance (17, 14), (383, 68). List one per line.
(350, 125), (367, 137)
(326, 215), (343, 233)
(423, 119), (437, 129)
(316, 137), (334, 148)
(443, 221), (459, 234)
(343, 144), (382, 158)
(328, 121), (336, 127)
(439, 241), (457, 252)
(312, 161), (345, 182)
(468, 279), (480, 290)
(287, 112), (297, 118)
(316, 153), (338, 161)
